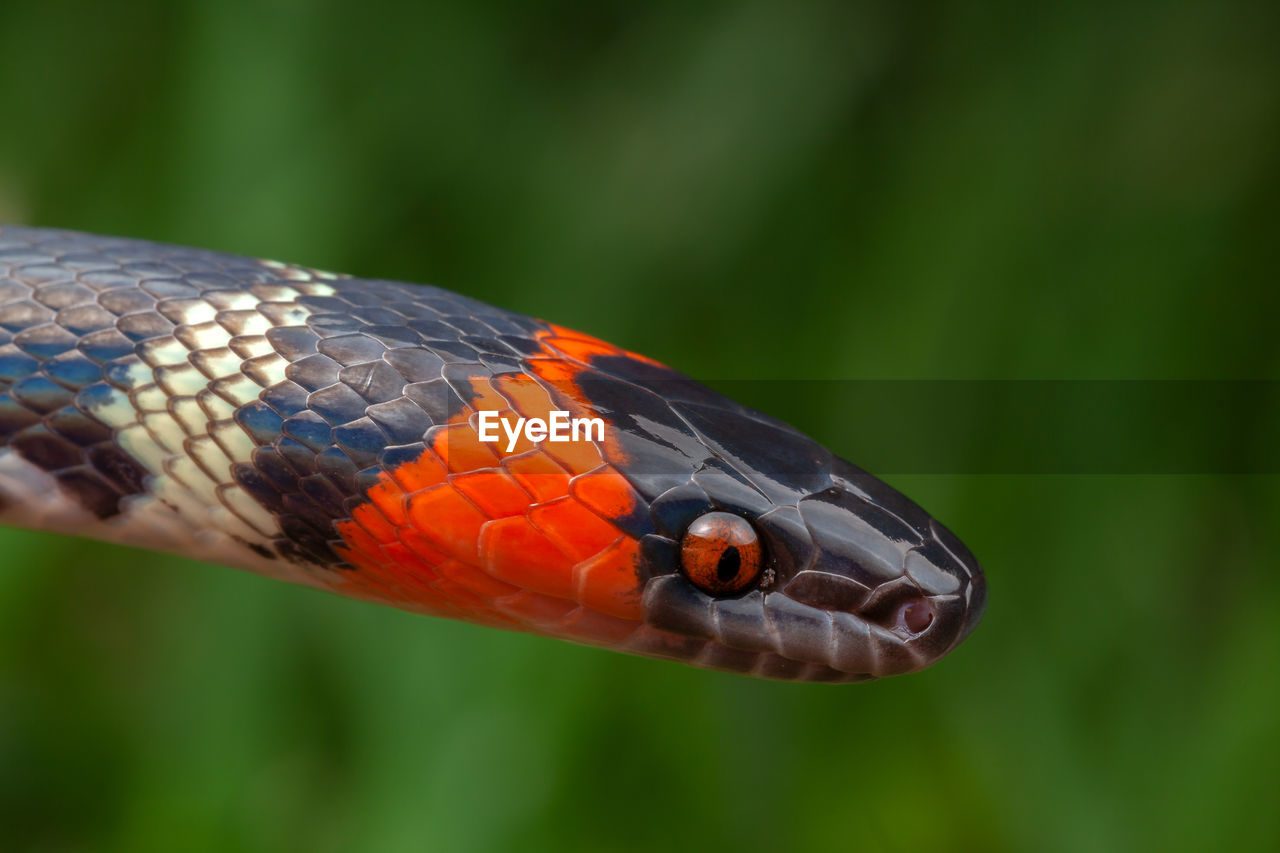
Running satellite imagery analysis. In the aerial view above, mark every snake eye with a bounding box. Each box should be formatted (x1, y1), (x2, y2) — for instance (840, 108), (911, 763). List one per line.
(680, 512), (763, 595)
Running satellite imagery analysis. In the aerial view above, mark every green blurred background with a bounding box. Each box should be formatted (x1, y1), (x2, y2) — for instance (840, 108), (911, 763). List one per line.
(1, 2), (1278, 851)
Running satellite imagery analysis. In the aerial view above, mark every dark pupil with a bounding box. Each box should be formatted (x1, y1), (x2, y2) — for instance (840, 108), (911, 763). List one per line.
(716, 546), (741, 583)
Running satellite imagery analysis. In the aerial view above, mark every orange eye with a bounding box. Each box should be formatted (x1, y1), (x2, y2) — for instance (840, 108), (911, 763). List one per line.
(680, 512), (763, 595)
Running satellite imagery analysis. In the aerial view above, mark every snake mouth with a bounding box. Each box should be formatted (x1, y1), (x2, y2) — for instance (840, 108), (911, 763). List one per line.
(640, 557), (972, 682)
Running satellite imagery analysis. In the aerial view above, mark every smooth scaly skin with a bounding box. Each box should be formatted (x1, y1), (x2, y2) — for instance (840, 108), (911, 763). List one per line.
(0, 226), (986, 682)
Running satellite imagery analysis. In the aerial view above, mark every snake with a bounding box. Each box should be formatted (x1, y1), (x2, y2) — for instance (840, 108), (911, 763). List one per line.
(0, 226), (986, 682)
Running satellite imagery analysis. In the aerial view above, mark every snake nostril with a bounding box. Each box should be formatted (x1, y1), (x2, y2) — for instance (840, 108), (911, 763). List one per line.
(897, 598), (935, 636)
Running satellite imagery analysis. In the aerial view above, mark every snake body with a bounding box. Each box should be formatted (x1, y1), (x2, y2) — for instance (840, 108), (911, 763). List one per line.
(0, 226), (985, 682)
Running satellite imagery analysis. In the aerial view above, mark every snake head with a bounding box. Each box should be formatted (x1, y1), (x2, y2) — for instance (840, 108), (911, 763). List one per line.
(578, 364), (987, 682)
(636, 460), (986, 681)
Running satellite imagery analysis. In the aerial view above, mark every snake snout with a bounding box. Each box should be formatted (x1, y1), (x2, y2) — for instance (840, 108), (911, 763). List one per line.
(785, 475), (986, 676)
